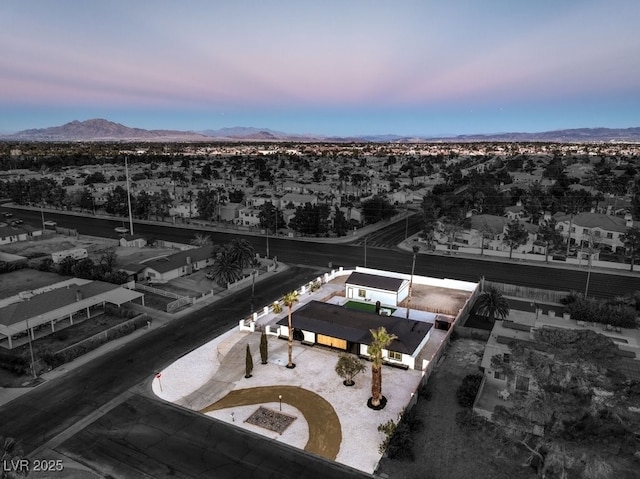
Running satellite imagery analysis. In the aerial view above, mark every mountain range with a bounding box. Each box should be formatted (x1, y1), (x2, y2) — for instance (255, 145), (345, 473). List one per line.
(2, 118), (640, 143)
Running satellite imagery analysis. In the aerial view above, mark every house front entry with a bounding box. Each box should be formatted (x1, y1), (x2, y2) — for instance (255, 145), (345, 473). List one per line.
(316, 334), (347, 350)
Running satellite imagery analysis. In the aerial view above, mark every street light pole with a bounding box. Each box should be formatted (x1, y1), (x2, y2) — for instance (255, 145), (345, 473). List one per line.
(279, 394), (282, 411)
(125, 156), (134, 235)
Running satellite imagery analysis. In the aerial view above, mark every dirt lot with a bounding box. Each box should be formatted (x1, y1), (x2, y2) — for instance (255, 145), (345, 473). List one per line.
(376, 338), (534, 479)
(0, 270), (67, 298)
(1, 233), (117, 260)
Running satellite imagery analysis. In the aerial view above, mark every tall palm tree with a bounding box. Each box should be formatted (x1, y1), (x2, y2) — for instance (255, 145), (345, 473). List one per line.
(230, 238), (256, 269)
(368, 327), (397, 409)
(282, 291), (299, 369)
(474, 286), (510, 324)
(209, 246), (242, 287)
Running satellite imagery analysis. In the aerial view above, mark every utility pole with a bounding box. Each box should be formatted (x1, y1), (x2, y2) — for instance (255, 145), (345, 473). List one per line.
(125, 156), (134, 235)
(364, 236), (367, 268)
(25, 317), (37, 379)
(40, 203), (45, 232)
(406, 246), (420, 319)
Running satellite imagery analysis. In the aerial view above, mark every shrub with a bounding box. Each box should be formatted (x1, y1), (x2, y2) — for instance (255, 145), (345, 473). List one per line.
(456, 373), (483, 408)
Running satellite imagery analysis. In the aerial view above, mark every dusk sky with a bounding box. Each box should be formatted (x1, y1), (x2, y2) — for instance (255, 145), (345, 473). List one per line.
(2, 1), (639, 136)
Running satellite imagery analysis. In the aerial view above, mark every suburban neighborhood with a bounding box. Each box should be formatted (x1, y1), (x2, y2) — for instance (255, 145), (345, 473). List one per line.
(0, 140), (639, 478)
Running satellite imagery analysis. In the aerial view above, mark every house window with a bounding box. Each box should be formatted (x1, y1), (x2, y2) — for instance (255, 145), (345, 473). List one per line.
(558, 225), (563, 232)
(494, 371), (506, 380)
(388, 351), (402, 361)
(594, 230), (601, 237)
(503, 353), (511, 364)
(606, 232), (613, 239)
(582, 228), (589, 234)
(358, 289), (366, 298)
(570, 227), (575, 233)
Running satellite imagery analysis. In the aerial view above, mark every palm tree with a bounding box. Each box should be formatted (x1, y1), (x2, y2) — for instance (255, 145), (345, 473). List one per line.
(368, 327), (397, 409)
(0, 436), (27, 478)
(209, 246), (242, 287)
(282, 290), (299, 369)
(229, 238), (256, 269)
(190, 233), (211, 247)
(474, 286), (510, 324)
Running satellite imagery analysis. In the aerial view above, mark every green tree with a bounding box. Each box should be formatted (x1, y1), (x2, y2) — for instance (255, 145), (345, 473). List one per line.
(244, 344), (253, 378)
(538, 218), (561, 262)
(332, 205), (349, 237)
(190, 233), (211, 247)
(229, 238), (255, 268)
(282, 291), (299, 369)
(259, 329), (269, 364)
(474, 286), (510, 324)
(623, 226), (640, 272)
(335, 353), (366, 386)
(361, 196), (396, 224)
(503, 220), (529, 259)
(258, 202), (284, 232)
(209, 246), (242, 287)
(368, 327), (398, 408)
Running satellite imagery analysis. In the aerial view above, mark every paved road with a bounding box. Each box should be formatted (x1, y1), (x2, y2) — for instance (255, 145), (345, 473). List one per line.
(0, 266), (375, 478)
(4, 205), (639, 299)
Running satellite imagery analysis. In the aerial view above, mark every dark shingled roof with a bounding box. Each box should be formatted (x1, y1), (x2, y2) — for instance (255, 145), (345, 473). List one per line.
(277, 300), (431, 355)
(345, 272), (405, 292)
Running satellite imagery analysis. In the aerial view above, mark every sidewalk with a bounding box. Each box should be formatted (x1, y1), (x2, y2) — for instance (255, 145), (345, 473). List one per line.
(4, 203), (411, 245)
(398, 234), (640, 278)
(0, 262), (291, 408)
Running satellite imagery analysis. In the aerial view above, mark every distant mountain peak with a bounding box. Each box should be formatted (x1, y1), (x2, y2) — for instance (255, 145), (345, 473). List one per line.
(2, 119), (639, 143)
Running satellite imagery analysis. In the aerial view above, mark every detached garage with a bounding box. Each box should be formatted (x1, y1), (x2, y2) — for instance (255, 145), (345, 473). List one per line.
(345, 271), (409, 307)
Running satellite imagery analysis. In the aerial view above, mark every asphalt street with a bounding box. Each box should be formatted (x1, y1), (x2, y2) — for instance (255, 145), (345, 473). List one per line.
(4, 205), (639, 299)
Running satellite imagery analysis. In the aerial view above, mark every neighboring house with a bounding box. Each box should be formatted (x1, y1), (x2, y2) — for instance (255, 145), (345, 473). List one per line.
(459, 214), (507, 250)
(139, 245), (214, 283)
(276, 300), (432, 370)
(237, 206), (262, 227)
(0, 279), (145, 349)
(504, 201), (527, 221)
(280, 193), (318, 208)
(553, 211), (632, 253)
(219, 202), (244, 222)
(344, 271), (409, 307)
(0, 226), (28, 245)
(119, 235), (147, 248)
(474, 305), (640, 425)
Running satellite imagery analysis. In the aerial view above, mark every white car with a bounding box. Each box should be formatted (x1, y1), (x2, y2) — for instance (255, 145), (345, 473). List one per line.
(114, 227), (129, 234)
(44, 220), (57, 228)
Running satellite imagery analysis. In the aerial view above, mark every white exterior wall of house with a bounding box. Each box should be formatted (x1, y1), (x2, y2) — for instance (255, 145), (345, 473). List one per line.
(359, 344), (416, 370)
(142, 267), (183, 283)
(0, 232), (28, 245)
(556, 222), (625, 253)
(346, 286), (397, 306)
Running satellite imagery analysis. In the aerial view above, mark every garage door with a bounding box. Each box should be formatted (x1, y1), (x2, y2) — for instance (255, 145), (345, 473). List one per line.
(317, 334), (347, 350)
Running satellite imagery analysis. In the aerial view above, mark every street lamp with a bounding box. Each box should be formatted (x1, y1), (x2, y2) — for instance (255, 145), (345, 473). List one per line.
(364, 236), (367, 268)
(279, 394), (282, 411)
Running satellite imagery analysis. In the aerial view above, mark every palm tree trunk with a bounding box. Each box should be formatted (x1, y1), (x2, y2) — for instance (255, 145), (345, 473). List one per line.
(371, 366), (382, 407)
(287, 306), (294, 368)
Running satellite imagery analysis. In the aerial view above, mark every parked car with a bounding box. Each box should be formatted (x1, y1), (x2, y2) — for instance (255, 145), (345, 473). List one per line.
(44, 220), (57, 228)
(2, 212), (13, 218)
(206, 273), (214, 280)
(114, 226), (128, 234)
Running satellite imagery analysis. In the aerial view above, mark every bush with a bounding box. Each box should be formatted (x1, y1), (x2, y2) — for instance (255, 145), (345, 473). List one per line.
(0, 352), (30, 375)
(456, 373), (483, 408)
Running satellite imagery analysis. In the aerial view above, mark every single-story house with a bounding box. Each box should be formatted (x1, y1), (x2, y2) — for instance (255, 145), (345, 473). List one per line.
(0, 279), (145, 349)
(139, 245), (214, 283)
(119, 234), (147, 248)
(344, 271), (409, 307)
(276, 300), (432, 370)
